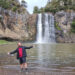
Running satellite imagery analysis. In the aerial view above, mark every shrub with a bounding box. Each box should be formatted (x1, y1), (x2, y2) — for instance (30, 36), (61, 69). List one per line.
(3, 2), (10, 9)
(71, 20), (75, 33)
(33, 6), (39, 13)
(39, 8), (44, 13)
(0, 0), (10, 9)
(44, 7), (50, 12)
(12, 6), (17, 12)
(55, 22), (61, 31)
(0, 16), (2, 20)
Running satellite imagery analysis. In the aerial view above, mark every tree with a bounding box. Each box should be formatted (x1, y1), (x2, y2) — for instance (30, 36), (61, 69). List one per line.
(33, 6), (39, 13)
(45, 0), (75, 13)
(0, 0), (10, 9)
(39, 7), (44, 13)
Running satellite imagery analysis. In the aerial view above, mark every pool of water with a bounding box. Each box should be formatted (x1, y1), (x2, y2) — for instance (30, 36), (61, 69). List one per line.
(0, 43), (75, 72)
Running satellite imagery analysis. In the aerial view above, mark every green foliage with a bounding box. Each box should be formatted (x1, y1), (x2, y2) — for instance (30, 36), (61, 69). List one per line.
(44, 7), (57, 14)
(0, 40), (9, 44)
(0, 0), (27, 13)
(33, 6), (39, 13)
(44, 7), (50, 12)
(45, 0), (75, 13)
(45, 1), (60, 13)
(70, 5), (75, 10)
(71, 20), (75, 33)
(0, 16), (2, 20)
(39, 7), (44, 13)
(55, 22), (61, 31)
(12, 6), (17, 12)
(0, 0), (10, 9)
(33, 6), (45, 13)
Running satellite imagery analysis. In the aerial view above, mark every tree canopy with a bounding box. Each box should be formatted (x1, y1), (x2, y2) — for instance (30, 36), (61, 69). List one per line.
(33, 6), (39, 13)
(0, 0), (27, 12)
(44, 0), (75, 13)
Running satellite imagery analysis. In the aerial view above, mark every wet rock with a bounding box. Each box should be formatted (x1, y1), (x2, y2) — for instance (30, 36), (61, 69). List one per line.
(56, 36), (65, 43)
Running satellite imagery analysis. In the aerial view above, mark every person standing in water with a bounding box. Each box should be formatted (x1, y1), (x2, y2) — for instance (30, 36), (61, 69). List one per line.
(8, 42), (33, 71)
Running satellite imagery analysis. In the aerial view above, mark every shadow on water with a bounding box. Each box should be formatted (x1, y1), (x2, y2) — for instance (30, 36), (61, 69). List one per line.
(0, 43), (75, 72)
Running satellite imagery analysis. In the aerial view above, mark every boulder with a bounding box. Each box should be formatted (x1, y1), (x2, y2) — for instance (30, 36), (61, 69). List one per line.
(56, 36), (65, 43)
(56, 11), (65, 17)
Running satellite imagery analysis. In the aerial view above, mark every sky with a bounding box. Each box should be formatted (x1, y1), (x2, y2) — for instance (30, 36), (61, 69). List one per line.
(19, 0), (48, 14)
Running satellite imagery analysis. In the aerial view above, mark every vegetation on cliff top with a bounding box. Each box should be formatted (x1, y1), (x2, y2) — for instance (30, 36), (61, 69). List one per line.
(33, 0), (75, 14)
(0, 0), (27, 12)
(45, 0), (75, 13)
(33, 6), (44, 13)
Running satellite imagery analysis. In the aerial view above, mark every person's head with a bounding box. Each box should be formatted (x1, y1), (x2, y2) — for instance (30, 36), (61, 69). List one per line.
(18, 42), (22, 47)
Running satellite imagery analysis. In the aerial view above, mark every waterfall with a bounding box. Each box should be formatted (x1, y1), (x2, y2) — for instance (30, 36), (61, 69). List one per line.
(43, 14), (50, 43)
(36, 13), (55, 43)
(36, 14), (43, 43)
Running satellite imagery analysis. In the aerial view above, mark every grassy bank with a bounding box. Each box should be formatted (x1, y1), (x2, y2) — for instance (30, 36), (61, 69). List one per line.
(0, 40), (11, 45)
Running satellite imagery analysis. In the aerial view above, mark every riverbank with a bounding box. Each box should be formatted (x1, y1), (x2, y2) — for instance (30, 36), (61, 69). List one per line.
(0, 40), (12, 45)
(0, 67), (75, 75)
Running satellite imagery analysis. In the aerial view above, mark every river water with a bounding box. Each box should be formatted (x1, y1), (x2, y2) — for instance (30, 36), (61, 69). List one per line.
(0, 13), (75, 72)
(0, 43), (75, 72)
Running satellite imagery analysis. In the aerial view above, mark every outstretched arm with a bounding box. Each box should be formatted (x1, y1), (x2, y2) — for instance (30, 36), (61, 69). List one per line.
(25, 46), (33, 49)
(9, 48), (18, 54)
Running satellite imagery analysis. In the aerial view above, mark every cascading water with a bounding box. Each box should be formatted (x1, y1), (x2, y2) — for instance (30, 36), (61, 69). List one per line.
(36, 14), (43, 43)
(43, 14), (50, 43)
(48, 14), (56, 43)
(36, 13), (55, 43)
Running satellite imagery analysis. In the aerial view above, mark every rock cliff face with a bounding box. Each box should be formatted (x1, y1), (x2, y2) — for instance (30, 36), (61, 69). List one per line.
(0, 7), (37, 41)
(55, 10), (75, 43)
